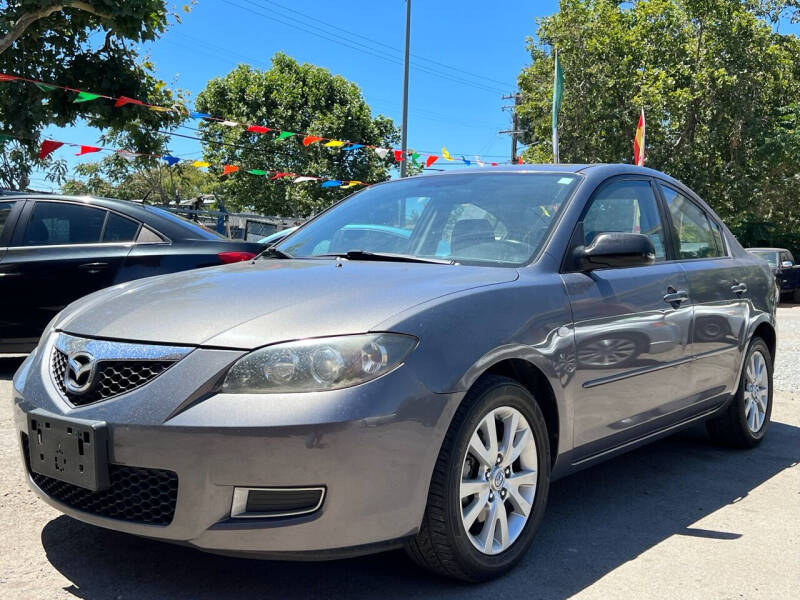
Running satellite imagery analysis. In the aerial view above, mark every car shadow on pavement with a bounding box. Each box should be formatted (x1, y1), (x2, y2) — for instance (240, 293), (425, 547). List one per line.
(36, 418), (799, 600)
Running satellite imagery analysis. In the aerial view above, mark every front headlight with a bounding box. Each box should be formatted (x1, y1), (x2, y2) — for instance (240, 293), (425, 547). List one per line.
(221, 333), (418, 393)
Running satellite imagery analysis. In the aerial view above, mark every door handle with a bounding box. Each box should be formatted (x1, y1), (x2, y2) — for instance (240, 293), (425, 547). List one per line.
(663, 288), (689, 305)
(731, 282), (747, 295)
(78, 262), (109, 274)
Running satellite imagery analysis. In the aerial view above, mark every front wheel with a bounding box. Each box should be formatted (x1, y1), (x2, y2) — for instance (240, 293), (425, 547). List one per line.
(706, 337), (773, 448)
(405, 375), (551, 581)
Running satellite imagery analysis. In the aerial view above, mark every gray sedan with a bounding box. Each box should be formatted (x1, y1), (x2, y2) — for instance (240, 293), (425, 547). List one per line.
(12, 164), (777, 581)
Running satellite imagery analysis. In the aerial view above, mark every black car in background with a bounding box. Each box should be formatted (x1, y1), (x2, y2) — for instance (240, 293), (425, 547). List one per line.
(747, 247), (800, 302)
(0, 194), (263, 353)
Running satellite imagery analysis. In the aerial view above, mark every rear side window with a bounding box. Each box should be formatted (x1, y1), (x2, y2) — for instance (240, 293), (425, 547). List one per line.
(582, 179), (667, 261)
(660, 185), (722, 259)
(103, 212), (139, 242)
(22, 202), (106, 246)
(0, 201), (15, 237)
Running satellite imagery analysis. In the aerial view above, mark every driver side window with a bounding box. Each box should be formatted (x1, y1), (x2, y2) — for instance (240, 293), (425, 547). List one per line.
(582, 179), (666, 262)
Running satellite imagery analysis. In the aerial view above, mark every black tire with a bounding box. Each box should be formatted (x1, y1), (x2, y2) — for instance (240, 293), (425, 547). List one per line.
(706, 337), (773, 448)
(405, 375), (551, 582)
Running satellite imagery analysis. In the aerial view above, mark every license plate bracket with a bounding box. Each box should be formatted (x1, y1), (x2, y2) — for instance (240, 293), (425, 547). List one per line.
(27, 410), (109, 491)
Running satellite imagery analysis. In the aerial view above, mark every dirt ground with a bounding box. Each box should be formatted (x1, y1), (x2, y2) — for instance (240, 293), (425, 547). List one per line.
(0, 309), (798, 599)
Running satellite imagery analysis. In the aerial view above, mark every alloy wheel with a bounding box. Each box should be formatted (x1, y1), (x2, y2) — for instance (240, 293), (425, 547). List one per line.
(744, 350), (769, 433)
(459, 406), (538, 555)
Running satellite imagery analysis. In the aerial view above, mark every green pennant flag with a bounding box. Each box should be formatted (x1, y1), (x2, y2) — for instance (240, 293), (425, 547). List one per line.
(247, 169), (267, 175)
(276, 131), (295, 140)
(551, 49), (564, 163)
(411, 151), (420, 166)
(73, 91), (101, 103)
(35, 83), (57, 92)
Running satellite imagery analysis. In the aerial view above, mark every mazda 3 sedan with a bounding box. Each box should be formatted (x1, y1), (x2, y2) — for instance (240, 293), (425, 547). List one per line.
(12, 165), (777, 581)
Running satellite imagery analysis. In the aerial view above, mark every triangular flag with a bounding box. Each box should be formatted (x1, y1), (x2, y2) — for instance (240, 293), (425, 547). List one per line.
(35, 83), (57, 92)
(75, 145), (101, 156)
(343, 144), (364, 151)
(324, 140), (346, 147)
(393, 149), (405, 162)
(293, 176), (318, 183)
(193, 160), (210, 168)
(247, 169), (267, 175)
(114, 96), (145, 108)
(220, 120), (239, 127)
(461, 156), (471, 166)
(302, 135), (324, 146)
(162, 155), (180, 166)
(116, 150), (138, 161)
(320, 180), (343, 188)
(411, 152), (421, 166)
(148, 105), (171, 113)
(517, 156), (524, 165)
(634, 108), (646, 166)
(38, 140), (63, 159)
(475, 155), (485, 167)
(73, 91), (101, 103)
(270, 172), (291, 180)
(490, 162), (498, 167)
(247, 125), (270, 134)
(276, 131), (296, 140)
(222, 165), (239, 175)
(425, 155), (439, 168)
(442, 147), (453, 161)
(190, 111), (211, 119)
(342, 181), (360, 188)
(374, 148), (389, 159)
(0, 74), (17, 81)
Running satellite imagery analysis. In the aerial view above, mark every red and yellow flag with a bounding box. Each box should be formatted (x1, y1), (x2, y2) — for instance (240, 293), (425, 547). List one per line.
(633, 109), (645, 166)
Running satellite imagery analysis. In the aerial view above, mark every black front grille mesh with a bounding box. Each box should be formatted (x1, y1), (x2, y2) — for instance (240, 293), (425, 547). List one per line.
(22, 434), (178, 526)
(51, 348), (174, 406)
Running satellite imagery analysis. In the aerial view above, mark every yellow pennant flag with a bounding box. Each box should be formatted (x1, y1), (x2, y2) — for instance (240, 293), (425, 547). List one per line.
(442, 146), (453, 161)
(148, 105), (171, 113)
(324, 140), (346, 147)
(192, 160), (210, 168)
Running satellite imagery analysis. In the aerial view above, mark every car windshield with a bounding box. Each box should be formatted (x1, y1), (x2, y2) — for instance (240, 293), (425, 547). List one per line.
(143, 205), (227, 240)
(276, 173), (582, 267)
(750, 250), (778, 266)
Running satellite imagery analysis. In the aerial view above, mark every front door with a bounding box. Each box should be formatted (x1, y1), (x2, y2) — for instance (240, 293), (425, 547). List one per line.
(563, 178), (694, 458)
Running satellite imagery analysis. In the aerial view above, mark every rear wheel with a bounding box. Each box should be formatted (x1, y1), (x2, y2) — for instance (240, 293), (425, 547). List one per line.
(405, 375), (550, 581)
(706, 337), (772, 448)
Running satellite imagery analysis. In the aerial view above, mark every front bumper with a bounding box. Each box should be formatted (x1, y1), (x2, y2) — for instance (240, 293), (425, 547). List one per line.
(12, 335), (460, 556)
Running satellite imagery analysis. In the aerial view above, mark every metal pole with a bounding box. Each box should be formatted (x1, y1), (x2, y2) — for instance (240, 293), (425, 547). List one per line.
(400, 0), (411, 178)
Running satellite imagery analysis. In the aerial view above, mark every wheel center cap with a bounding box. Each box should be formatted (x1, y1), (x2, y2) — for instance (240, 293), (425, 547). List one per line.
(491, 468), (505, 491)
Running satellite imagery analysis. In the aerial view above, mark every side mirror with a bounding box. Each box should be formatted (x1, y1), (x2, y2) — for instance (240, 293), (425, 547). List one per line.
(781, 260), (793, 269)
(576, 232), (656, 271)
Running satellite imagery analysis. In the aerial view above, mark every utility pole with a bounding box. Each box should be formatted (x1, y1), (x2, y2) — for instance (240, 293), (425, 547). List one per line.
(399, 0), (411, 178)
(500, 93), (525, 163)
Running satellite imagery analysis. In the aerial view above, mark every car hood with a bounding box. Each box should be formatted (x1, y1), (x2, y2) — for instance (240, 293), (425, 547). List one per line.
(58, 258), (518, 349)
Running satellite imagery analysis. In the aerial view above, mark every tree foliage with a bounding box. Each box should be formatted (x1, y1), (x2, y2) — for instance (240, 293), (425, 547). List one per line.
(0, 0), (191, 189)
(518, 0), (800, 249)
(195, 54), (398, 216)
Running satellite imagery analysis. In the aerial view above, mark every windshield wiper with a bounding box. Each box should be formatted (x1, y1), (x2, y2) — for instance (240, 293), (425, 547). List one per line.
(317, 250), (455, 265)
(258, 247), (294, 259)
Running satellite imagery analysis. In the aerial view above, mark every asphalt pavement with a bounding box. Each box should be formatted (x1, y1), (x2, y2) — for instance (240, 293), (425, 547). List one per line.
(1, 309), (798, 599)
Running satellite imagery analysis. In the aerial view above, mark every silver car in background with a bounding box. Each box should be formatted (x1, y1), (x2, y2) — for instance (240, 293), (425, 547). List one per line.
(12, 165), (776, 581)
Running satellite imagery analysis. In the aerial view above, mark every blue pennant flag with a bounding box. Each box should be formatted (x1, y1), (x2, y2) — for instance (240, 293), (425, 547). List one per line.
(461, 156), (471, 166)
(343, 144), (364, 151)
(190, 111), (211, 119)
(320, 180), (343, 188)
(161, 155), (180, 166)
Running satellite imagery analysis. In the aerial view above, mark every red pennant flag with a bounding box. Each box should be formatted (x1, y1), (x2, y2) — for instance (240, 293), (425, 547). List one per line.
(517, 156), (524, 164)
(425, 155), (439, 168)
(270, 172), (291, 180)
(247, 125), (271, 134)
(490, 162), (498, 167)
(38, 140), (63, 159)
(0, 74), (17, 81)
(302, 135), (323, 146)
(222, 165), (239, 175)
(393, 149), (405, 162)
(114, 96), (145, 108)
(633, 108), (646, 166)
(75, 145), (101, 156)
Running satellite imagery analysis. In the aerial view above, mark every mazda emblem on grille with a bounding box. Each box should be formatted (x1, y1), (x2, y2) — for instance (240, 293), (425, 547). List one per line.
(65, 351), (96, 394)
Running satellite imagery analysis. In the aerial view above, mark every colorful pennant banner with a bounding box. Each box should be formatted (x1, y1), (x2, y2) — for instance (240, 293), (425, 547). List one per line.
(0, 72), (514, 170)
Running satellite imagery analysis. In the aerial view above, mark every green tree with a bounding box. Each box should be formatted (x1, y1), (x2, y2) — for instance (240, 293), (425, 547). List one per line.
(518, 0), (800, 249)
(195, 54), (398, 216)
(0, 1), (191, 189)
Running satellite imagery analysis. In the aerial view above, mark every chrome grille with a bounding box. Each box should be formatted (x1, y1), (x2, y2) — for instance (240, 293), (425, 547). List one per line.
(50, 333), (192, 407)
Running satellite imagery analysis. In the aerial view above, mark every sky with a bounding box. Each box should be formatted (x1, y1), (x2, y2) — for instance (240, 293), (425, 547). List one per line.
(31, 0), (560, 190)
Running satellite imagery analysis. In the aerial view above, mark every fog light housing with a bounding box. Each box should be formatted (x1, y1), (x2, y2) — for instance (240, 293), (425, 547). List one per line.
(230, 486), (325, 518)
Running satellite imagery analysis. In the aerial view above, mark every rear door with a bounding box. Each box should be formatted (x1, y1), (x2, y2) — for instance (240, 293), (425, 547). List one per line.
(0, 200), (136, 346)
(657, 183), (749, 400)
(563, 177), (694, 457)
